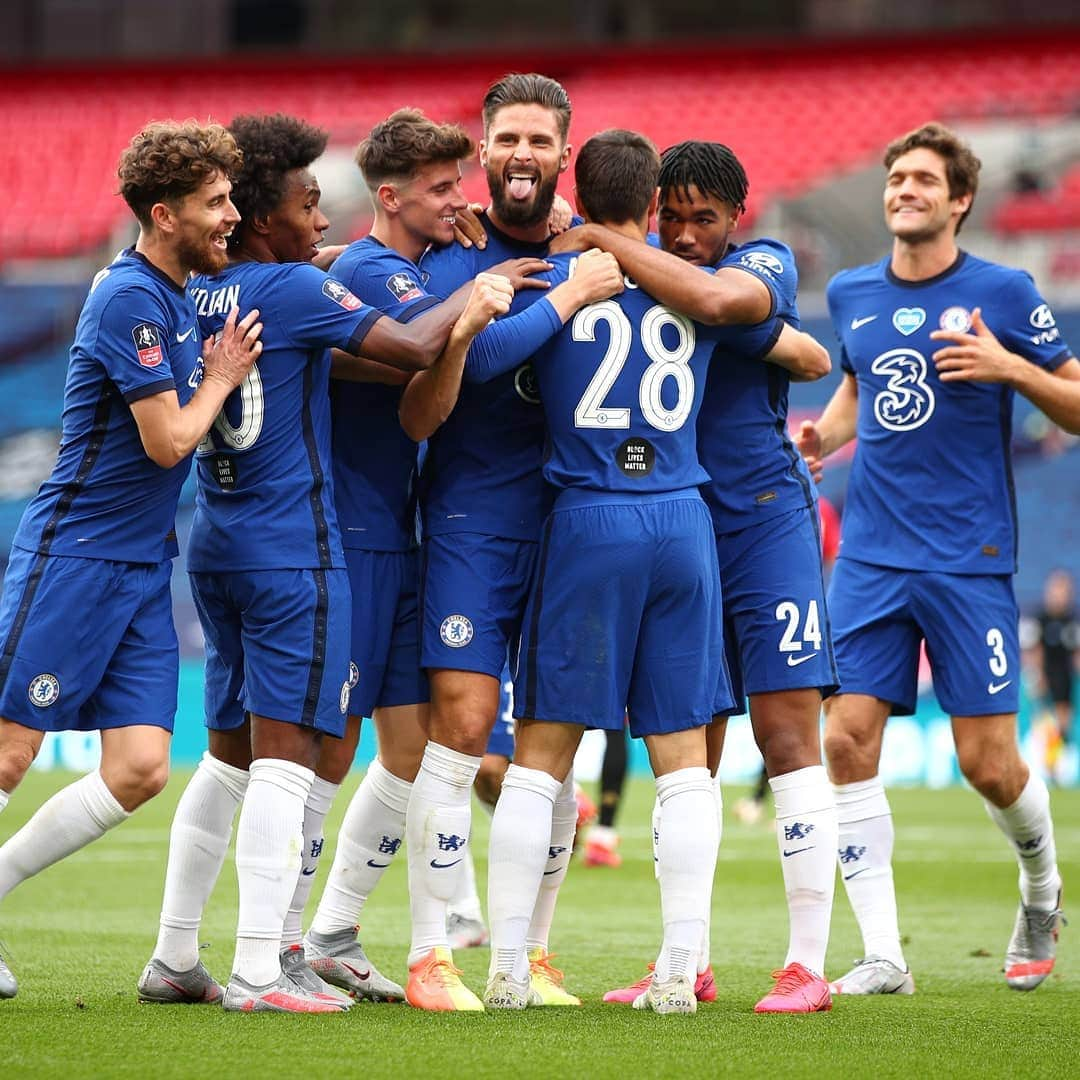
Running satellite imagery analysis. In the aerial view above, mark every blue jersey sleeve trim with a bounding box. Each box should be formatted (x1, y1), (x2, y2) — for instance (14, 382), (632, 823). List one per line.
(1043, 348), (1073, 373)
(463, 297), (563, 384)
(724, 262), (779, 321)
(122, 377), (177, 404)
(749, 316), (785, 362)
(345, 308), (384, 354)
(396, 294), (442, 324)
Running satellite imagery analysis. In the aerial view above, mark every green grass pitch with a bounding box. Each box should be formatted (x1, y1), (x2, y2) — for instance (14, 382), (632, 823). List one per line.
(2, 770), (1077, 1078)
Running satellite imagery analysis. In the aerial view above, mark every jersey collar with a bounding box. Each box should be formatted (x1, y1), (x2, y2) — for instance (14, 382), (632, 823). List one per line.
(885, 249), (967, 290)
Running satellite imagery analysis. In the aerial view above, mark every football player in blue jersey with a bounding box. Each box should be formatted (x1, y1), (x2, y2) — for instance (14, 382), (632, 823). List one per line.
(389, 77), (626, 1011)
(138, 114), (475, 1015)
(484, 129), (829, 1014)
(300, 109), (548, 996)
(0, 121), (263, 1000)
(798, 123), (1078, 995)
(548, 140), (837, 1012)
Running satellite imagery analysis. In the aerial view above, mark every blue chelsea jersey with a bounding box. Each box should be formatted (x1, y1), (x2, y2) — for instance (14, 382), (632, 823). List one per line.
(14, 249), (202, 563)
(828, 251), (1073, 574)
(418, 213), (553, 541)
(697, 238), (818, 534)
(329, 237), (441, 552)
(534, 254), (783, 497)
(186, 261), (380, 572)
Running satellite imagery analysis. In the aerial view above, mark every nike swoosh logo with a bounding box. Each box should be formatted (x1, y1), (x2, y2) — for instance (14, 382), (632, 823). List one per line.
(1019, 849), (1044, 859)
(988, 680), (1012, 695)
(301, 868), (317, 876)
(175, 327), (197, 343)
(850, 315), (877, 330)
(366, 860), (391, 869)
(543, 866), (566, 875)
(783, 846), (814, 857)
(341, 961), (371, 981)
(843, 867), (871, 880)
(786, 653), (816, 667)
(430, 859), (462, 869)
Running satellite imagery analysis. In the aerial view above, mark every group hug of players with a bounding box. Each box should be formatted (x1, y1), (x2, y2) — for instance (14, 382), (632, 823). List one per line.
(0, 70), (1074, 1015)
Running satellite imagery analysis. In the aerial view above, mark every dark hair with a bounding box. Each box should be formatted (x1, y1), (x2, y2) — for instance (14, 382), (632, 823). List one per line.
(482, 73), (571, 141)
(117, 120), (242, 228)
(658, 140), (748, 214)
(575, 129), (660, 226)
(356, 108), (475, 189)
(227, 114), (329, 246)
(884, 122), (981, 232)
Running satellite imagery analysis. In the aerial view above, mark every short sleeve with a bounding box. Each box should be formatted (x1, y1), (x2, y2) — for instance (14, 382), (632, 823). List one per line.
(281, 263), (382, 354)
(333, 247), (442, 322)
(95, 286), (178, 403)
(724, 240), (799, 322)
(992, 272), (1072, 372)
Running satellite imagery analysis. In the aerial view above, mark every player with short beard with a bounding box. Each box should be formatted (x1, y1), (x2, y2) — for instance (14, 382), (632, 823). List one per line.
(0, 121), (263, 1000)
(397, 75), (625, 1011)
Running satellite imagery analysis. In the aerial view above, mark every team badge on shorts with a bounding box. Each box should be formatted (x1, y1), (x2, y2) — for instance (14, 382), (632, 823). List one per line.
(440, 614), (474, 648)
(348, 661), (360, 689)
(28, 673), (60, 708)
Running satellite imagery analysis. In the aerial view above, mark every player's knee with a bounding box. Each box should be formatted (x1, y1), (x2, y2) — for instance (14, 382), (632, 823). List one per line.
(956, 747), (1014, 802)
(0, 738), (39, 792)
(822, 726), (867, 782)
(757, 725), (817, 776)
(116, 755), (170, 808)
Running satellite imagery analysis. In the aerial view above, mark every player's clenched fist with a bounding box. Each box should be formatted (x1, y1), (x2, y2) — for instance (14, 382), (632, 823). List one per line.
(573, 248), (625, 304)
(202, 306), (263, 389)
(457, 273), (515, 336)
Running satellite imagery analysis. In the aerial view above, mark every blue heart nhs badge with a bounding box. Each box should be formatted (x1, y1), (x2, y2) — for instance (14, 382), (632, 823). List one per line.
(892, 307), (926, 336)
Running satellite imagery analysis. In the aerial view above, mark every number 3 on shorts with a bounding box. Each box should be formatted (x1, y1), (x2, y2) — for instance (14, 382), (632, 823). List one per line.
(985, 627), (1008, 677)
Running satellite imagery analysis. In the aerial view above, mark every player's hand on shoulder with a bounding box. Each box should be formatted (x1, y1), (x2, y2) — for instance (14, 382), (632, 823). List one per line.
(548, 194), (575, 235)
(930, 307), (1015, 384)
(795, 419), (824, 483)
(311, 244), (346, 272)
(453, 204), (488, 250)
(547, 224), (593, 255)
(202, 307), (263, 388)
(488, 257), (553, 291)
(457, 273), (514, 336)
(573, 248), (625, 304)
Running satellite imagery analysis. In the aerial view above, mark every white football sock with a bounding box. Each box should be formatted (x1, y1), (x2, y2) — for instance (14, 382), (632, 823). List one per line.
(984, 772), (1061, 909)
(771, 765), (837, 975)
(232, 758), (312, 986)
(281, 775), (339, 949)
(526, 770), (577, 953)
(654, 767), (718, 983)
(488, 764), (561, 982)
(405, 741), (481, 965)
(0, 789), (8, 815)
(651, 795), (661, 880)
(699, 773), (723, 974)
(447, 848), (484, 923)
(0, 770), (127, 902)
(834, 776), (906, 970)
(448, 795), (491, 923)
(154, 752), (248, 971)
(310, 758), (411, 935)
